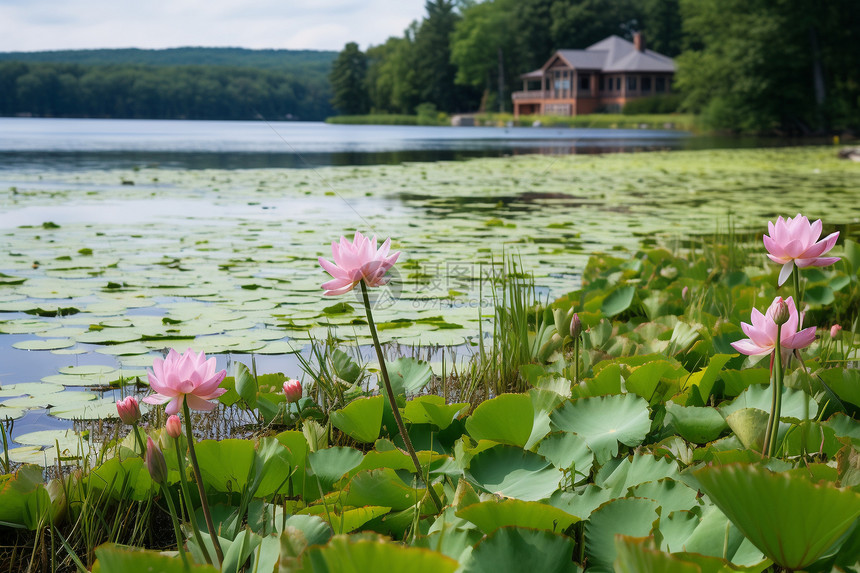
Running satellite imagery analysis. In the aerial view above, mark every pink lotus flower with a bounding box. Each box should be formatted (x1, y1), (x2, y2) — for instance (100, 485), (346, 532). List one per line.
(165, 415), (182, 439)
(731, 296), (816, 356)
(318, 231), (399, 296)
(143, 349), (227, 415)
(763, 214), (839, 286)
(283, 379), (302, 403)
(116, 396), (141, 425)
(830, 324), (842, 340)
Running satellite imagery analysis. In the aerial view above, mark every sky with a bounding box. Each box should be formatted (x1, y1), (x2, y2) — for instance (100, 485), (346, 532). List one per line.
(0, 0), (429, 52)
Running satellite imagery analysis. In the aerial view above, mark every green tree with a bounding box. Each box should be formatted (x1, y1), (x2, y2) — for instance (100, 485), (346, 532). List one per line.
(366, 33), (420, 114)
(676, 0), (859, 132)
(413, 0), (478, 113)
(450, 0), (521, 112)
(639, 0), (682, 57)
(329, 42), (370, 115)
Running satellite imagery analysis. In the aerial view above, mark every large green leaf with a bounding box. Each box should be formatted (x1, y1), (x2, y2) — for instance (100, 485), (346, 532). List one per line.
(307, 447), (364, 490)
(403, 395), (468, 429)
(695, 463), (860, 570)
(585, 497), (660, 572)
(456, 498), (580, 534)
(466, 445), (562, 501)
(330, 396), (383, 443)
(602, 286), (635, 317)
(465, 394), (533, 448)
(298, 534), (459, 573)
(195, 439), (255, 493)
(387, 358), (433, 397)
(93, 543), (219, 572)
(536, 431), (594, 483)
(550, 394), (651, 464)
(460, 527), (579, 573)
(665, 403), (728, 444)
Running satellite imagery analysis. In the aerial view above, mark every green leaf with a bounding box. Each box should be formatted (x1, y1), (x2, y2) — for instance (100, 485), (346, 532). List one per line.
(387, 357), (433, 397)
(614, 536), (700, 573)
(93, 543), (219, 572)
(307, 447), (364, 490)
(465, 394), (533, 448)
(233, 362), (258, 408)
(297, 534), (458, 573)
(695, 463), (860, 570)
(457, 498), (580, 534)
(195, 439), (255, 493)
(330, 396), (383, 443)
(585, 497), (660, 571)
(461, 527), (579, 573)
(403, 395), (468, 430)
(466, 445), (562, 502)
(536, 431), (594, 482)
(665, 403), (728, 444)
(550, 394), (651, 464)
(602, 286), (635, 317)
(724, 408), (769, 453)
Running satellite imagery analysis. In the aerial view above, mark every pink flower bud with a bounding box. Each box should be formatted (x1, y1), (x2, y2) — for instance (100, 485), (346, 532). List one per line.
(146, 437), (167, 485)
(116, 396), (141, 425)
(165, 415), (182, 439)
(283, 379), (302, 403)
(830, 324), (842, 340)
(569, 313), (582, 339)
(772, 297), (790, 326)
(681, 286), (689, 302)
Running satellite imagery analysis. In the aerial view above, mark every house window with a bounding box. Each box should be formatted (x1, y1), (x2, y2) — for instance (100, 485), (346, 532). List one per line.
(615, 77), (621, 91)
(627, 76), (637, 91)
(641, 77), (652, 92)
(656, 77), (666, 93)
(599, 77), (605, 92)
(579, 74), (590, 91)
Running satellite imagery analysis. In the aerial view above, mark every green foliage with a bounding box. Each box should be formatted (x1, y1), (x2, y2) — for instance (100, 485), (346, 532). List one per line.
(622, 94), (683, 115)
(0, 60), (334, 120)
(329, 43), (369, 115)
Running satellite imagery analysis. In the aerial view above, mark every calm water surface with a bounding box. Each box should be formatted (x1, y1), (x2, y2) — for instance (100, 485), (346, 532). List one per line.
(0, 117), (809, 172)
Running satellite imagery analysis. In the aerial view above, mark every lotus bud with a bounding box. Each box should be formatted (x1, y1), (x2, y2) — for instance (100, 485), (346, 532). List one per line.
(830, 324), (842, 340)
(146, 437), (168, 485)
(681, 286), (689, 302)
(772, 297), (790, 326)
(283, 379), (302, 404)
(116, 396), (141, 425)
(569, 313), (582, 339)
(165, 415), (182, 439)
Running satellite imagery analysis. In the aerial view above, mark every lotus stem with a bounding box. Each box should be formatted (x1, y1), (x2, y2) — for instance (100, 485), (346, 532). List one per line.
(160, 482), (191, 571)
(764, 330), (784, 457)
(792, 268), (802, 309)
(182, 402), (224, 564)
(574, 337), (580, 384)
(360, 280), (443, 512)
(130, 422), (147, 457)
(173, 435), (212, 565)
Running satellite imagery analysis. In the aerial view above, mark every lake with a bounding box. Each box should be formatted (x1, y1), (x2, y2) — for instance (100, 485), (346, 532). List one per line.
(0, 117), (807, 172)
(0, 117), (857, 455)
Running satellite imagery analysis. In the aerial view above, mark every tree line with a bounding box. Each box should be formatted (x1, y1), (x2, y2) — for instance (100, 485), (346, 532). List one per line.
(330, 0), (860, 132)
(0, 61), (334, 121)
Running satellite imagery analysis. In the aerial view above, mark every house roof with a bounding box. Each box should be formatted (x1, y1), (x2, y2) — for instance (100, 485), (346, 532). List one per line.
(520, 34), (675, 78)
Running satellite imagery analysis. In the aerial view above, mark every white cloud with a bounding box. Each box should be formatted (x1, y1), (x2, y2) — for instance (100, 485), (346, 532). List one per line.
(0, 0), (428, 52)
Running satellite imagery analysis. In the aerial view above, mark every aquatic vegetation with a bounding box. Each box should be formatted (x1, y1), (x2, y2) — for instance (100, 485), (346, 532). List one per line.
(1, 149), (859, 571)
(1, 214), (858, 571)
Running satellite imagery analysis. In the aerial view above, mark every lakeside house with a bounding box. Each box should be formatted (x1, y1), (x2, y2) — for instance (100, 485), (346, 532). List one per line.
(512, 33), (675, 117)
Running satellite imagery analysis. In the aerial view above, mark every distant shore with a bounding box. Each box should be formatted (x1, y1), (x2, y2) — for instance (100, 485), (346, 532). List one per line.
(326, 113), (698, 132)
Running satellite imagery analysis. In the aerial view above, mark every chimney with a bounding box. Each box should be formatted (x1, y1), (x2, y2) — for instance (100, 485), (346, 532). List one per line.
(633, 32), (645, 52)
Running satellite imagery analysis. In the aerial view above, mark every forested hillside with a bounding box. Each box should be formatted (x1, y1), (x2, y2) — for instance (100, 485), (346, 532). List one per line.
(0, 48), (336, 120)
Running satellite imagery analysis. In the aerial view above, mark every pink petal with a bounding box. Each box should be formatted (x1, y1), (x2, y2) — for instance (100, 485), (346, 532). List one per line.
(194, 369), (227, 397)
(782, 326), (816, 349)
(778, 261), (794, 286)
(319, 257), (348, 279)
(731, 339), (770, 355)
(165, 395), (184, 415)
(185, 393), (218, 412)
(142, 393), (172, 405)
(797, 256), (840, 268)
(741, 321), (772, 348)
(763, 234), (784, 258)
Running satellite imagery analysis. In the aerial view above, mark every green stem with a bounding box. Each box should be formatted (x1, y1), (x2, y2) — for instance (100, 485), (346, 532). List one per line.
(174, 436), (212, 565)
(793, 267), (802, 309)
(160, 483), (191, 571)
(765, 331), (784, 458)
(130, 422), (147, 457)
(360, 280), (443, 512)
(182, 402), (224, 565)
(574, 337), (580, 384)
